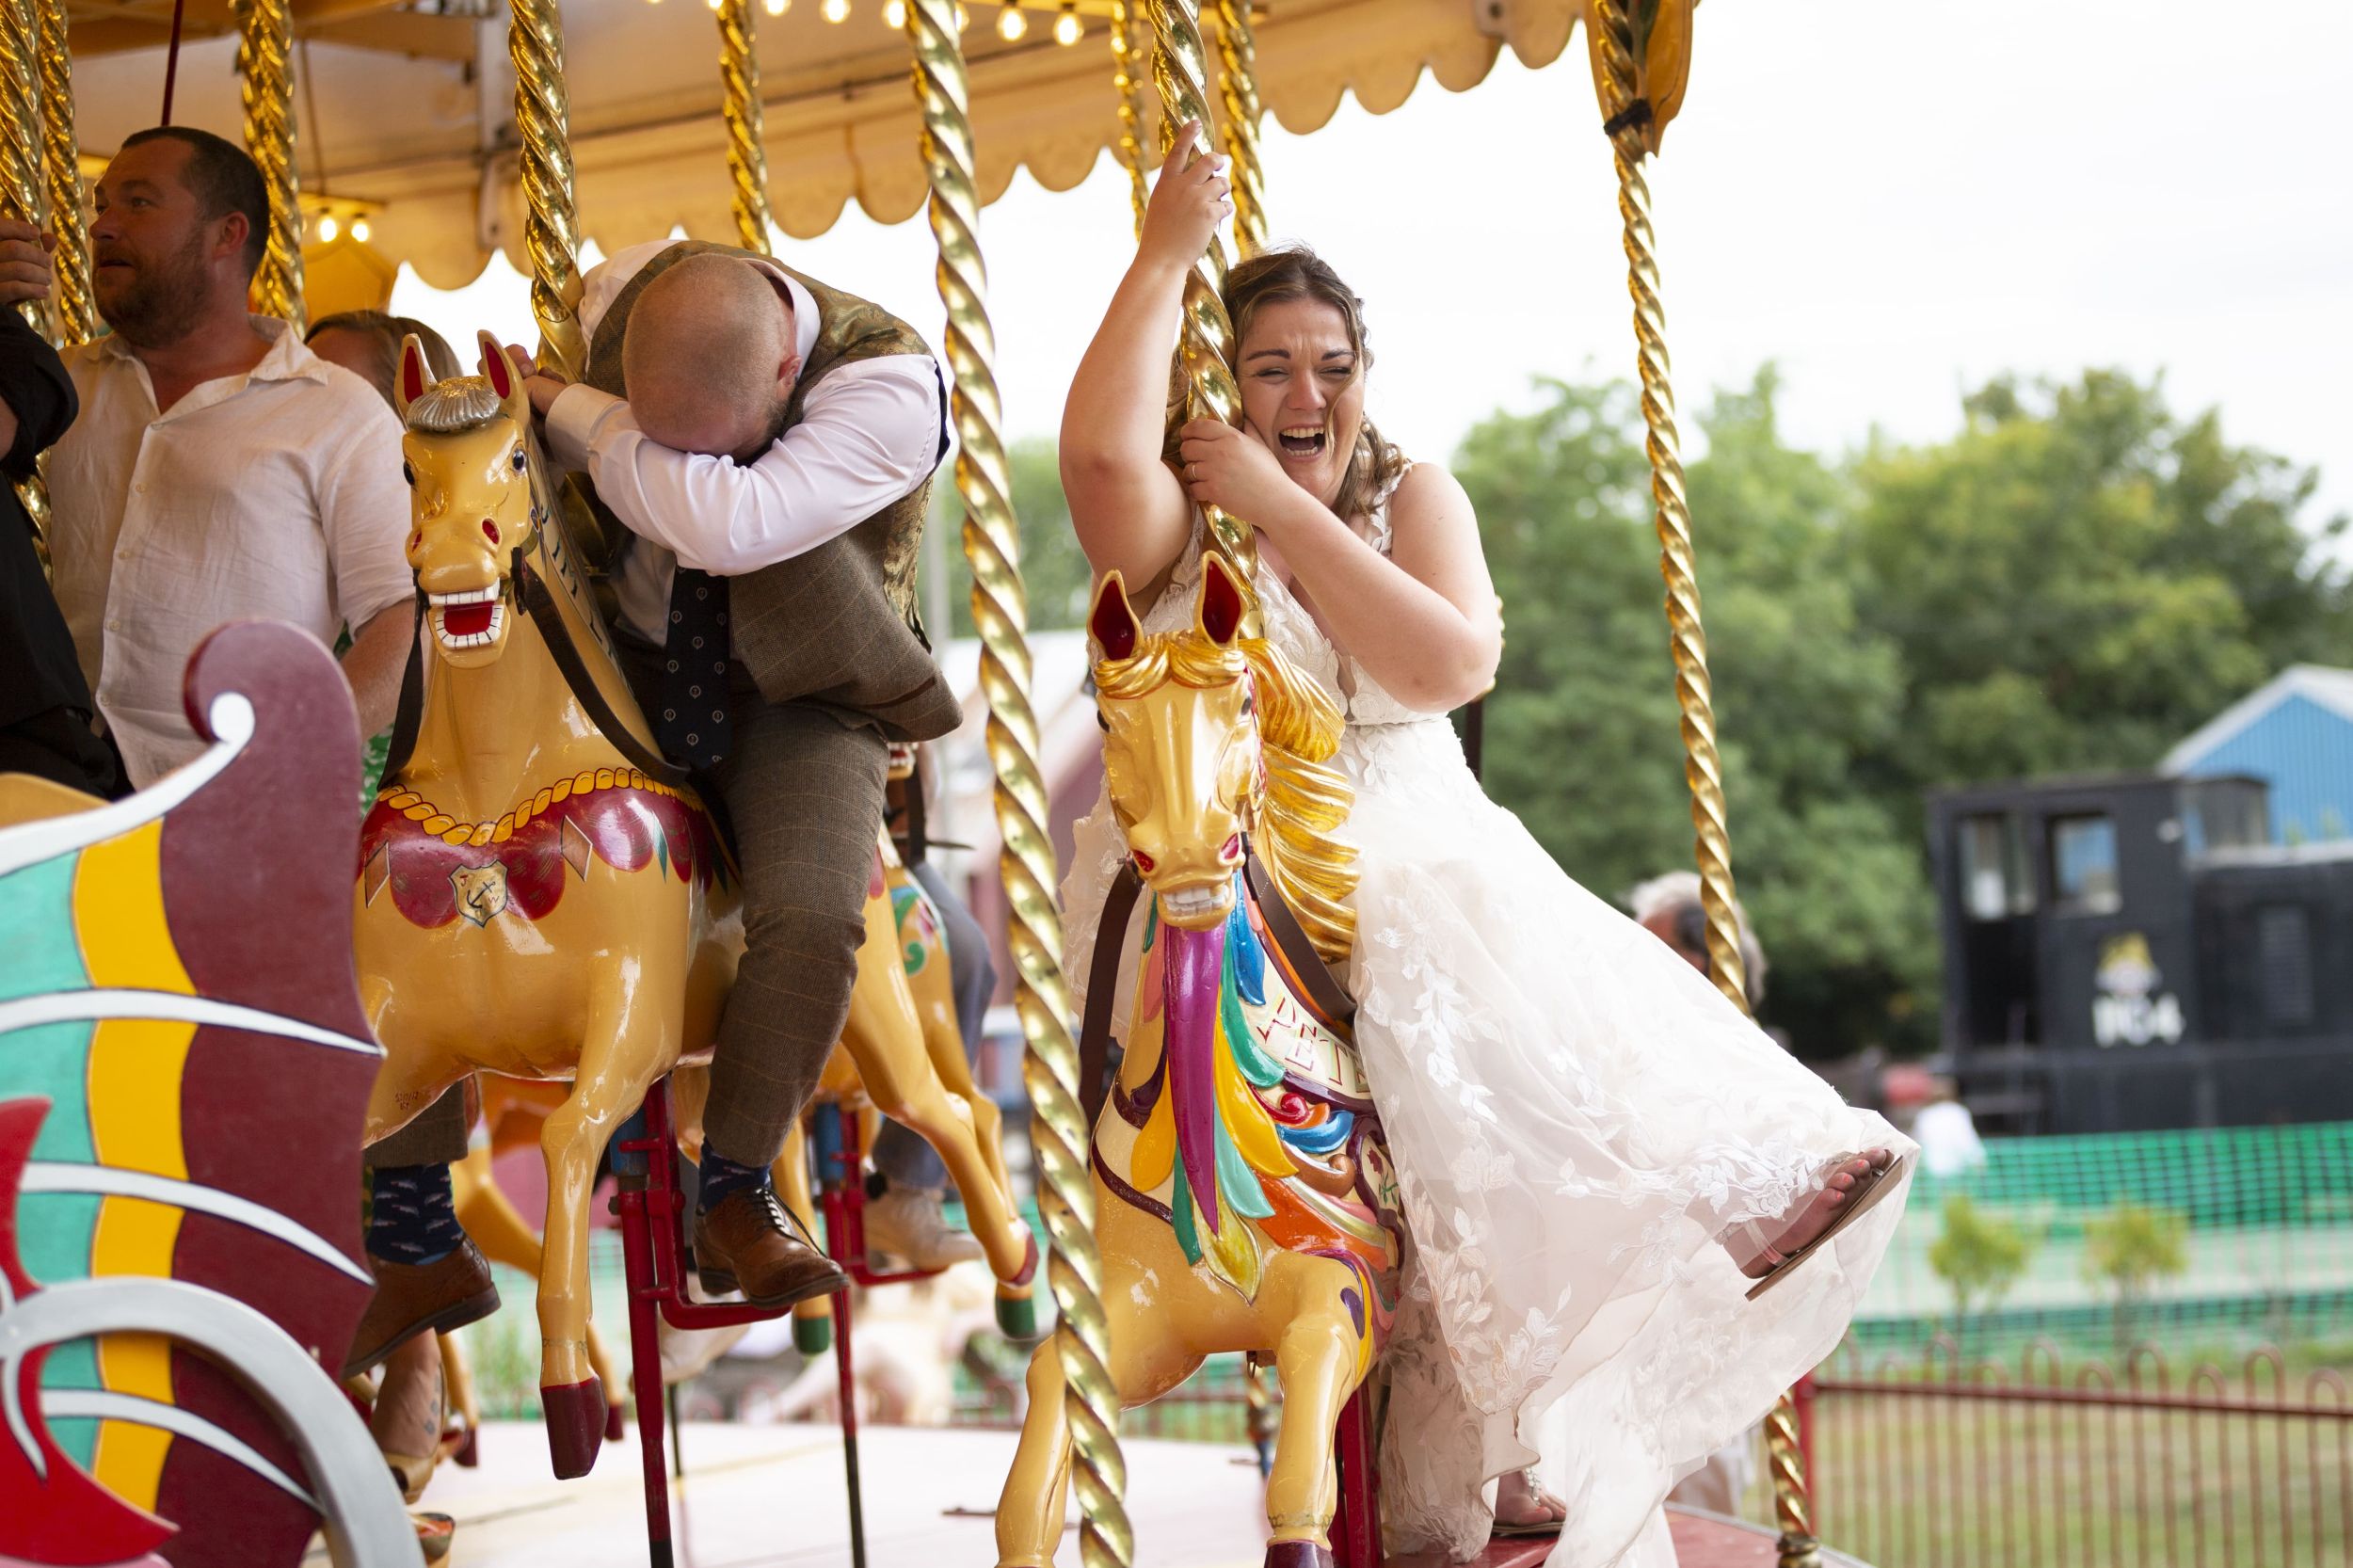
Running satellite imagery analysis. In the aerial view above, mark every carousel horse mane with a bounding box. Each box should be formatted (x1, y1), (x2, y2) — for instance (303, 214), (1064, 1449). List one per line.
(1094, 620), (1358, 966)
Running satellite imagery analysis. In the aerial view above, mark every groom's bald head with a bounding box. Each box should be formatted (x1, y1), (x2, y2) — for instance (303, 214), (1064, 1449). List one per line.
(623, 253), (800, 459)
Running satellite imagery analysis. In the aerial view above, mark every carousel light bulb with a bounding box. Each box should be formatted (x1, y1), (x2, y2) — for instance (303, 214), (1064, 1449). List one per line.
(996, 0), (1023, 40)
(954, 3), (969, 29)
(317, 214), (339, 243)
(763, 0), (788, 12)
(881, 0), (904, 25)
(821, 0), (847, 20)
(1052, 1), (1079, 43)
(351, 217), (372, 244)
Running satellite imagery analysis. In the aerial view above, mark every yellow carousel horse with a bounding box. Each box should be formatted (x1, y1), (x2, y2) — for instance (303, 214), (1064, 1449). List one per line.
(354, 335), (1031, 1476)
(995, 558), (1398, 1568)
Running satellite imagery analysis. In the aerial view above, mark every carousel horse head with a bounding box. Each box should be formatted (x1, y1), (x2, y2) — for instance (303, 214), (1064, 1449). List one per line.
(392, 329), (543, 672)
(1088, 553), (1357, 961)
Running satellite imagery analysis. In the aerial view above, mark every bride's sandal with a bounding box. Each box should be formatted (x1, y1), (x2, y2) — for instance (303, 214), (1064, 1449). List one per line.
(1739, 1149), (1909, 1303)
(1491, 1469), (1568, 1539)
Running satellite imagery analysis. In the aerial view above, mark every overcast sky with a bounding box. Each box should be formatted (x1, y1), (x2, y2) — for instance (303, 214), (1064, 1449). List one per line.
(394, 1), (2353, 532)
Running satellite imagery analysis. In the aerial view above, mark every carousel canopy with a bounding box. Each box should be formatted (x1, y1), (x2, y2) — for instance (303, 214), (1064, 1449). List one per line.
(65, 0), (1588, 289)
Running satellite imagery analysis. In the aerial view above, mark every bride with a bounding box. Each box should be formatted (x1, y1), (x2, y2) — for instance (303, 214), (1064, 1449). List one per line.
(1056, 123), (1914, 1568)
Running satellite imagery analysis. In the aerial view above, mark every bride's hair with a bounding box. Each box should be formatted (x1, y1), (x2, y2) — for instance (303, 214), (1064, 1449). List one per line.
(1165, 245), (1408, 523)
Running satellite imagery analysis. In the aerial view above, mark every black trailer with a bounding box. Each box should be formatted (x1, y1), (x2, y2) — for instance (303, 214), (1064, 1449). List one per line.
(1927, 772), (2353, 1133)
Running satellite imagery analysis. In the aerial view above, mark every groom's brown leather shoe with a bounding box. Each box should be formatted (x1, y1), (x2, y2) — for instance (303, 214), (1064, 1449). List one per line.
(694, 1187), (849, 1307)
(342, 1238), (499, 1378)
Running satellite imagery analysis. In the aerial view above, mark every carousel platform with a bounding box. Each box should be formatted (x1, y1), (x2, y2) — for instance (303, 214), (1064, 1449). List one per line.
(312, 1422), (1865, 1568)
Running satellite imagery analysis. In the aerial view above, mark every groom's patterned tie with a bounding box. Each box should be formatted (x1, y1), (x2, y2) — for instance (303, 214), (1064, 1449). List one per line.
(658, 568), (733, 770)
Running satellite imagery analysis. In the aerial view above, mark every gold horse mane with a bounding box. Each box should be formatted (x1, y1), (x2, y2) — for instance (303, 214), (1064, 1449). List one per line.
(1095, 628), (1358, 964)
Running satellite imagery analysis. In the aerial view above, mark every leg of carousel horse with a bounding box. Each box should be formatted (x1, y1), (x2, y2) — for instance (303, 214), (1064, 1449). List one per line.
(839, 936), (1032, 1286)
(538, 967), (680, 1479)
(773, 1118), (837, 1353)
(1263, 1257), (1377, 1559)
(451, 1148), (625, 1442)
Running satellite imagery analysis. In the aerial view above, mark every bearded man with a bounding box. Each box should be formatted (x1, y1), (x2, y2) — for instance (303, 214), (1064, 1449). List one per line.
(43, 126), (412, 790)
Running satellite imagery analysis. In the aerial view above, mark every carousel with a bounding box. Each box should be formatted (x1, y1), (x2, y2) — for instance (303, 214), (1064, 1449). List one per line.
(0, 2), (1865, 1566)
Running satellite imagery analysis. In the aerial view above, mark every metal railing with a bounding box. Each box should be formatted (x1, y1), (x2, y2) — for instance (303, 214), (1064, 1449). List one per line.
(1808, 1339), (2352, 1567)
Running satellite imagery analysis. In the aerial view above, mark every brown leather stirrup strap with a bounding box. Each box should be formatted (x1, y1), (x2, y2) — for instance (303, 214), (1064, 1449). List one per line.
(1078, 859), (1144, 1130)
(375, 592), (430, 792)
(512, 552), (693, 790)
(1243, 848), (1357, 1031)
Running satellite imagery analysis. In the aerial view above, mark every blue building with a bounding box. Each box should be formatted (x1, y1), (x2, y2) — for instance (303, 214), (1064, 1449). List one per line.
(2162, 665), (2353, 846)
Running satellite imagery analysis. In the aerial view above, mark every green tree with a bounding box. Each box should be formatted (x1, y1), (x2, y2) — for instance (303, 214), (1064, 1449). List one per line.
(923, 436), (1097, 640)
(1851, 371), (2353, 799)
(1457, 372), (1934, 1055)
(1928, 1193), (2037, 1345)
(2082, 1199), (2190, 1350)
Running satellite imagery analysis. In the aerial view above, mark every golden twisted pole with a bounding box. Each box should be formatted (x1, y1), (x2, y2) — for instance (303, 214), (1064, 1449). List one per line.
(1108, 0), (1149, 237)
(508, 0), (584, 377)
(1, 0), (53, 567)
(1148, 0), (1258, 628)
(33, 0), (88, 346)
(714, 0), (773, 255)
(905, 7), (1131, 1568)
(234, 0), (305, 330)
(1588, 5), (1815, 1564)
(1208, 0), (1265, 257)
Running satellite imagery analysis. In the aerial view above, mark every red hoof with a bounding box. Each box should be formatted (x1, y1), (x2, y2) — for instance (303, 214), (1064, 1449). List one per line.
(604, 1394), (626, 1444)
(450, 1423), (479, 1468)
(1264, 1541), (1334, 1568)
(541, 1380), (606, 1479)
(1010, 1229), (1040, 1288)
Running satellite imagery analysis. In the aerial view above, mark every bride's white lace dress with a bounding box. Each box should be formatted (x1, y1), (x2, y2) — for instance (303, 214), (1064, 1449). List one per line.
(1061, 468), (1915, 1568)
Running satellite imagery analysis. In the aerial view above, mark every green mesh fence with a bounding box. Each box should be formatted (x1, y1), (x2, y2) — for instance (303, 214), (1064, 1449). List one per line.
(1856, 1120), (2353, 1357)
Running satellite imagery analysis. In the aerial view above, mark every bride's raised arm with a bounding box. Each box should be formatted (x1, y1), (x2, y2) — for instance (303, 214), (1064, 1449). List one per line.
(1060, 121), (1231, 598)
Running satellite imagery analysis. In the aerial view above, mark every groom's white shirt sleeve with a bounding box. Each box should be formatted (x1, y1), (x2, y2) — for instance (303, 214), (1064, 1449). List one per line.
(541, 240), (946, 641)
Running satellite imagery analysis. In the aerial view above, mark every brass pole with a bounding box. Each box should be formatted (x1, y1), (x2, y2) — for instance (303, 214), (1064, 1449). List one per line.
(904, 8), (1132, 1568)
(235, 0), (305, 330)
(507, 0), (585, 378)
(715, 0), (773, 255)
(1588, 5), (1815, 1564)
(1108, 0), (1148, 237)
(1, 0), (52, 565)
(33, 0), (87, 346)
(1208, 0), (1265, 257)
(1147, 0), (1257, 629)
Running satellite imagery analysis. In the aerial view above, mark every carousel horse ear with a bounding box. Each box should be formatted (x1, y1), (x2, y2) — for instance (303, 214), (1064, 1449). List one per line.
(1197, 552), (1246, 648)
(395, 335), (431, 421)
(476, 329), (529, 425)
(1089, 571), (1140, 663)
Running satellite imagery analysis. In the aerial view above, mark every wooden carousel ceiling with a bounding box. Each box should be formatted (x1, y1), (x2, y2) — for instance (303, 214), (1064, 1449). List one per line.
(65, 0), (1590, 286)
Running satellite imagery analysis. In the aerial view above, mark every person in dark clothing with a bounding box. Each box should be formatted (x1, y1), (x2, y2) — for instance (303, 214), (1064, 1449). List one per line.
(0, 289), (122, 798)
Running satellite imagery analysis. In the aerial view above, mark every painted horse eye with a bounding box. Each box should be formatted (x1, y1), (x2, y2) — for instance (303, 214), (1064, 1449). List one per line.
(401, 460), (415, 487)
(511, 448), (527, 472)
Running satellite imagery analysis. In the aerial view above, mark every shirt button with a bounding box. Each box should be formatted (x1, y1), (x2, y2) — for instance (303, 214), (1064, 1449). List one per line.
(106, 618), (122, 632)
(134, 483), (148, 495)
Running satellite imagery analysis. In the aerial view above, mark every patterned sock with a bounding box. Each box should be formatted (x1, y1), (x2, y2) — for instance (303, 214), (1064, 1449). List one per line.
(367, 1163), (465, 1266)
(697, 1146), (772, 1213)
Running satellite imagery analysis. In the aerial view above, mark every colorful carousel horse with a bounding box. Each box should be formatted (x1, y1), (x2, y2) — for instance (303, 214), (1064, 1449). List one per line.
(355, 335), (1032, 1477)
(995, 558), (1398, 1568)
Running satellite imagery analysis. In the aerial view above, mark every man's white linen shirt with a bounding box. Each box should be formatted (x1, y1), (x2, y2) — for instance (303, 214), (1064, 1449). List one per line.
(542, 240), (946, 647)
(47, 316), (414, 788)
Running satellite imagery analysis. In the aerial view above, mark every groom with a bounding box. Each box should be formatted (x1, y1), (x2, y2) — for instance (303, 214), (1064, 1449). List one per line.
(346, 240), (965, 1372)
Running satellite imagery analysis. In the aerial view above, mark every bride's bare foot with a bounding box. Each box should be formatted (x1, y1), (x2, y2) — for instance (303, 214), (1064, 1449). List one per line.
(1736, 1149), (1896, 1280)
(1494, 1468), (1566, 1532)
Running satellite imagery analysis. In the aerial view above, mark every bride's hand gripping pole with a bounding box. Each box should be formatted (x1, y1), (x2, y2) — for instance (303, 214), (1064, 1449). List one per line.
(1586, 6), (1817, 1565)
(1150, 0), (1259, 636)
(904, 7), (1133, 1568)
